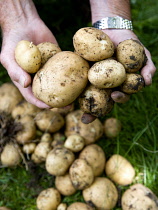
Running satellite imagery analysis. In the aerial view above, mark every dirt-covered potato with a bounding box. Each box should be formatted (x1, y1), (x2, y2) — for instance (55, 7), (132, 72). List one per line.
(36, 187), (61, 210)
(83, 177), (118, 210)
(103, 117), (122, 138)
(37, 42), (61, 65)
(32, 51), (89, 108)
(79, 84), (114, 117)
(121, 183), (158, 210)
(0, 83), (23, 114)
(0, 143), (21, 167)
(105, 154), (135, 186)
(22, 142), (36, 155)
(46, 147), (75, 176)
(35, 110), (64, 133)
(55, 173), (77, 196)
(69, 158), (94, 190)
(79, 144), (106, 177)
(15, 115), (36, 144)
(64, 134), (85, 152)
(12, 100), (41, 119)
(40, 132), (52, 143)
(15, 40), (41, 73)
(51, 132), (66, 148)
(116, 39), (146, 73)
(120, 73), (145, 94)
(88, 59), (126, 88)
(73, 27), (114, 61)
(65, 110), (103, 145)
(67, 202), (94, 210)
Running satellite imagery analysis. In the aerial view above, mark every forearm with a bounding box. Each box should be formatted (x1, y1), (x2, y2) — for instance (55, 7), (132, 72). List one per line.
(89, 0), (131, 24)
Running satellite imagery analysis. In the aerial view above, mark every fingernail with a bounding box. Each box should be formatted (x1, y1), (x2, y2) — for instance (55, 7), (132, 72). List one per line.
(19, 75), (26, 87)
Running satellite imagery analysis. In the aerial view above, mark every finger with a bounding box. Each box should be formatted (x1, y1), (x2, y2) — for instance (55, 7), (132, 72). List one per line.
(81, 113), (97, 124)
(111, 91), (130, 103)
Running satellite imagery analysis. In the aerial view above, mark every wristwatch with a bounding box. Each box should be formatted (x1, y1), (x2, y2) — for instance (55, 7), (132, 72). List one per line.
(93, 16), (133, 30)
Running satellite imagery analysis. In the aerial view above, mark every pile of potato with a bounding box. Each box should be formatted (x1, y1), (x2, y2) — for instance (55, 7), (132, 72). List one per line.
(14, 27), (146, 119)
(0, 82), (158, 210)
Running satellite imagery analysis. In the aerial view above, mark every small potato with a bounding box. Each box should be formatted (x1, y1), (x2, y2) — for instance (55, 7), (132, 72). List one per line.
(36, 188), (61, 210)
(121, 183), (158, 210)
(40, 132), (52, 143)
(67, 202), (94, 210)
(51, 132), (66, 148)
(22, 142), (36, 155)
(73, 27), (114, 61)
(69, 158), (94, 190)
(37, 42), (61, 65)
(55, 173), (77, 196)
(79, 84), (114, 117)
(46, 147), (75, 176)
(83, 177), (118, 210)
(64, 134), (85, 152)
(33, 142), (52, 162)
(79, 144), (106, 177)
(88, 59), (126, 88)
(15, 40), (41, 73)
(120, 73), (145, 94)
(105, 154), (135, 186)
(116, 39), (146, 73)
(103, 117), (122, 138)
(57, 203), (67, 210)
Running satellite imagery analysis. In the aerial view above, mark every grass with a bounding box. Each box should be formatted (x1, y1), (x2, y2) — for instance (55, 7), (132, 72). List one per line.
(0, 0), (158, 209)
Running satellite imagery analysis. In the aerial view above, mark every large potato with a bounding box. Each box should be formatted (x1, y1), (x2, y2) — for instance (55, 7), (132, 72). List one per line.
(73, 27), (114, 61)
(32, 51), (89, 108)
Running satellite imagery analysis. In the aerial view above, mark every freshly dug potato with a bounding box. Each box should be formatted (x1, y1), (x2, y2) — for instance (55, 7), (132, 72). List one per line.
(55, 173), (77, 196)
(36, 187), (61, 210)
(35, 110), (64, 133)
(32, 51), (89, 108)
(65, 110), (103, 145)
(116, 39), (146, 73)
(51, 132), (66, 148)
(22, 142), (36, 155)
(37, 42), (61, 65)
(0, 83), (23, 114)
(40, 132), (52, 143)
(79, 144), (106, 177)
(0, 143), (21, 167)
(120, 73), (145, 94)
(73, 27), (114, 61)
(50, 103), (75, 116)
(12, 100), (41, 119)
(103, 117), (122, 138)
(88, 59), (126, 88)
(15, 115), (36, 144)
(64, 134), (85, 152)
(15, 40), (41, 73)
(69, 158), (94, 190)
(67, 202), (94, 210)
(46, 147), (75, 176)
(105, 154), (135, 186)
(79, 84), (114, 117)
(57, 203), (67, 210)
(121, 183), (158, 210)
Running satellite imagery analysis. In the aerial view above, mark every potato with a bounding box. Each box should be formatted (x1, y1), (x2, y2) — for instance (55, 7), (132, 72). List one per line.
(88, 59), (126, 88)
(55, 173), (77, 196)
(120, 73), (145, 94)
(36, 187), (61, 210)
(83, 177), (118, 210)
(46, 147), (75, 176)
(65, 110), (104, 145)
(121, 183), (158, 210)
(69, 158), (94, 190)
(67, 202), (94, 210)
(15, 40), (41, 73)
(105, 154), (135, 186)
(64, 134), (85, 152)
(51, 132), (66, 148)
(22, 142), (36, 155)
(57, 203), (67, 210)
(15, 115), (36, 144)
(0, 83), (23, 114)
(0, 143), (21, 167)
(79, 84), (114, 117)
(41, 132), (52, 143)
(50, 103), (75, 116)
(32, 51), (89, 108)
(103, 117), (122, 138)
(73, 27), (114, 61)
(116, 39), (146, 73)
(79, 144), (106, 177)
(35, 110), (64, 133)
(37, 42), (61, 65)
